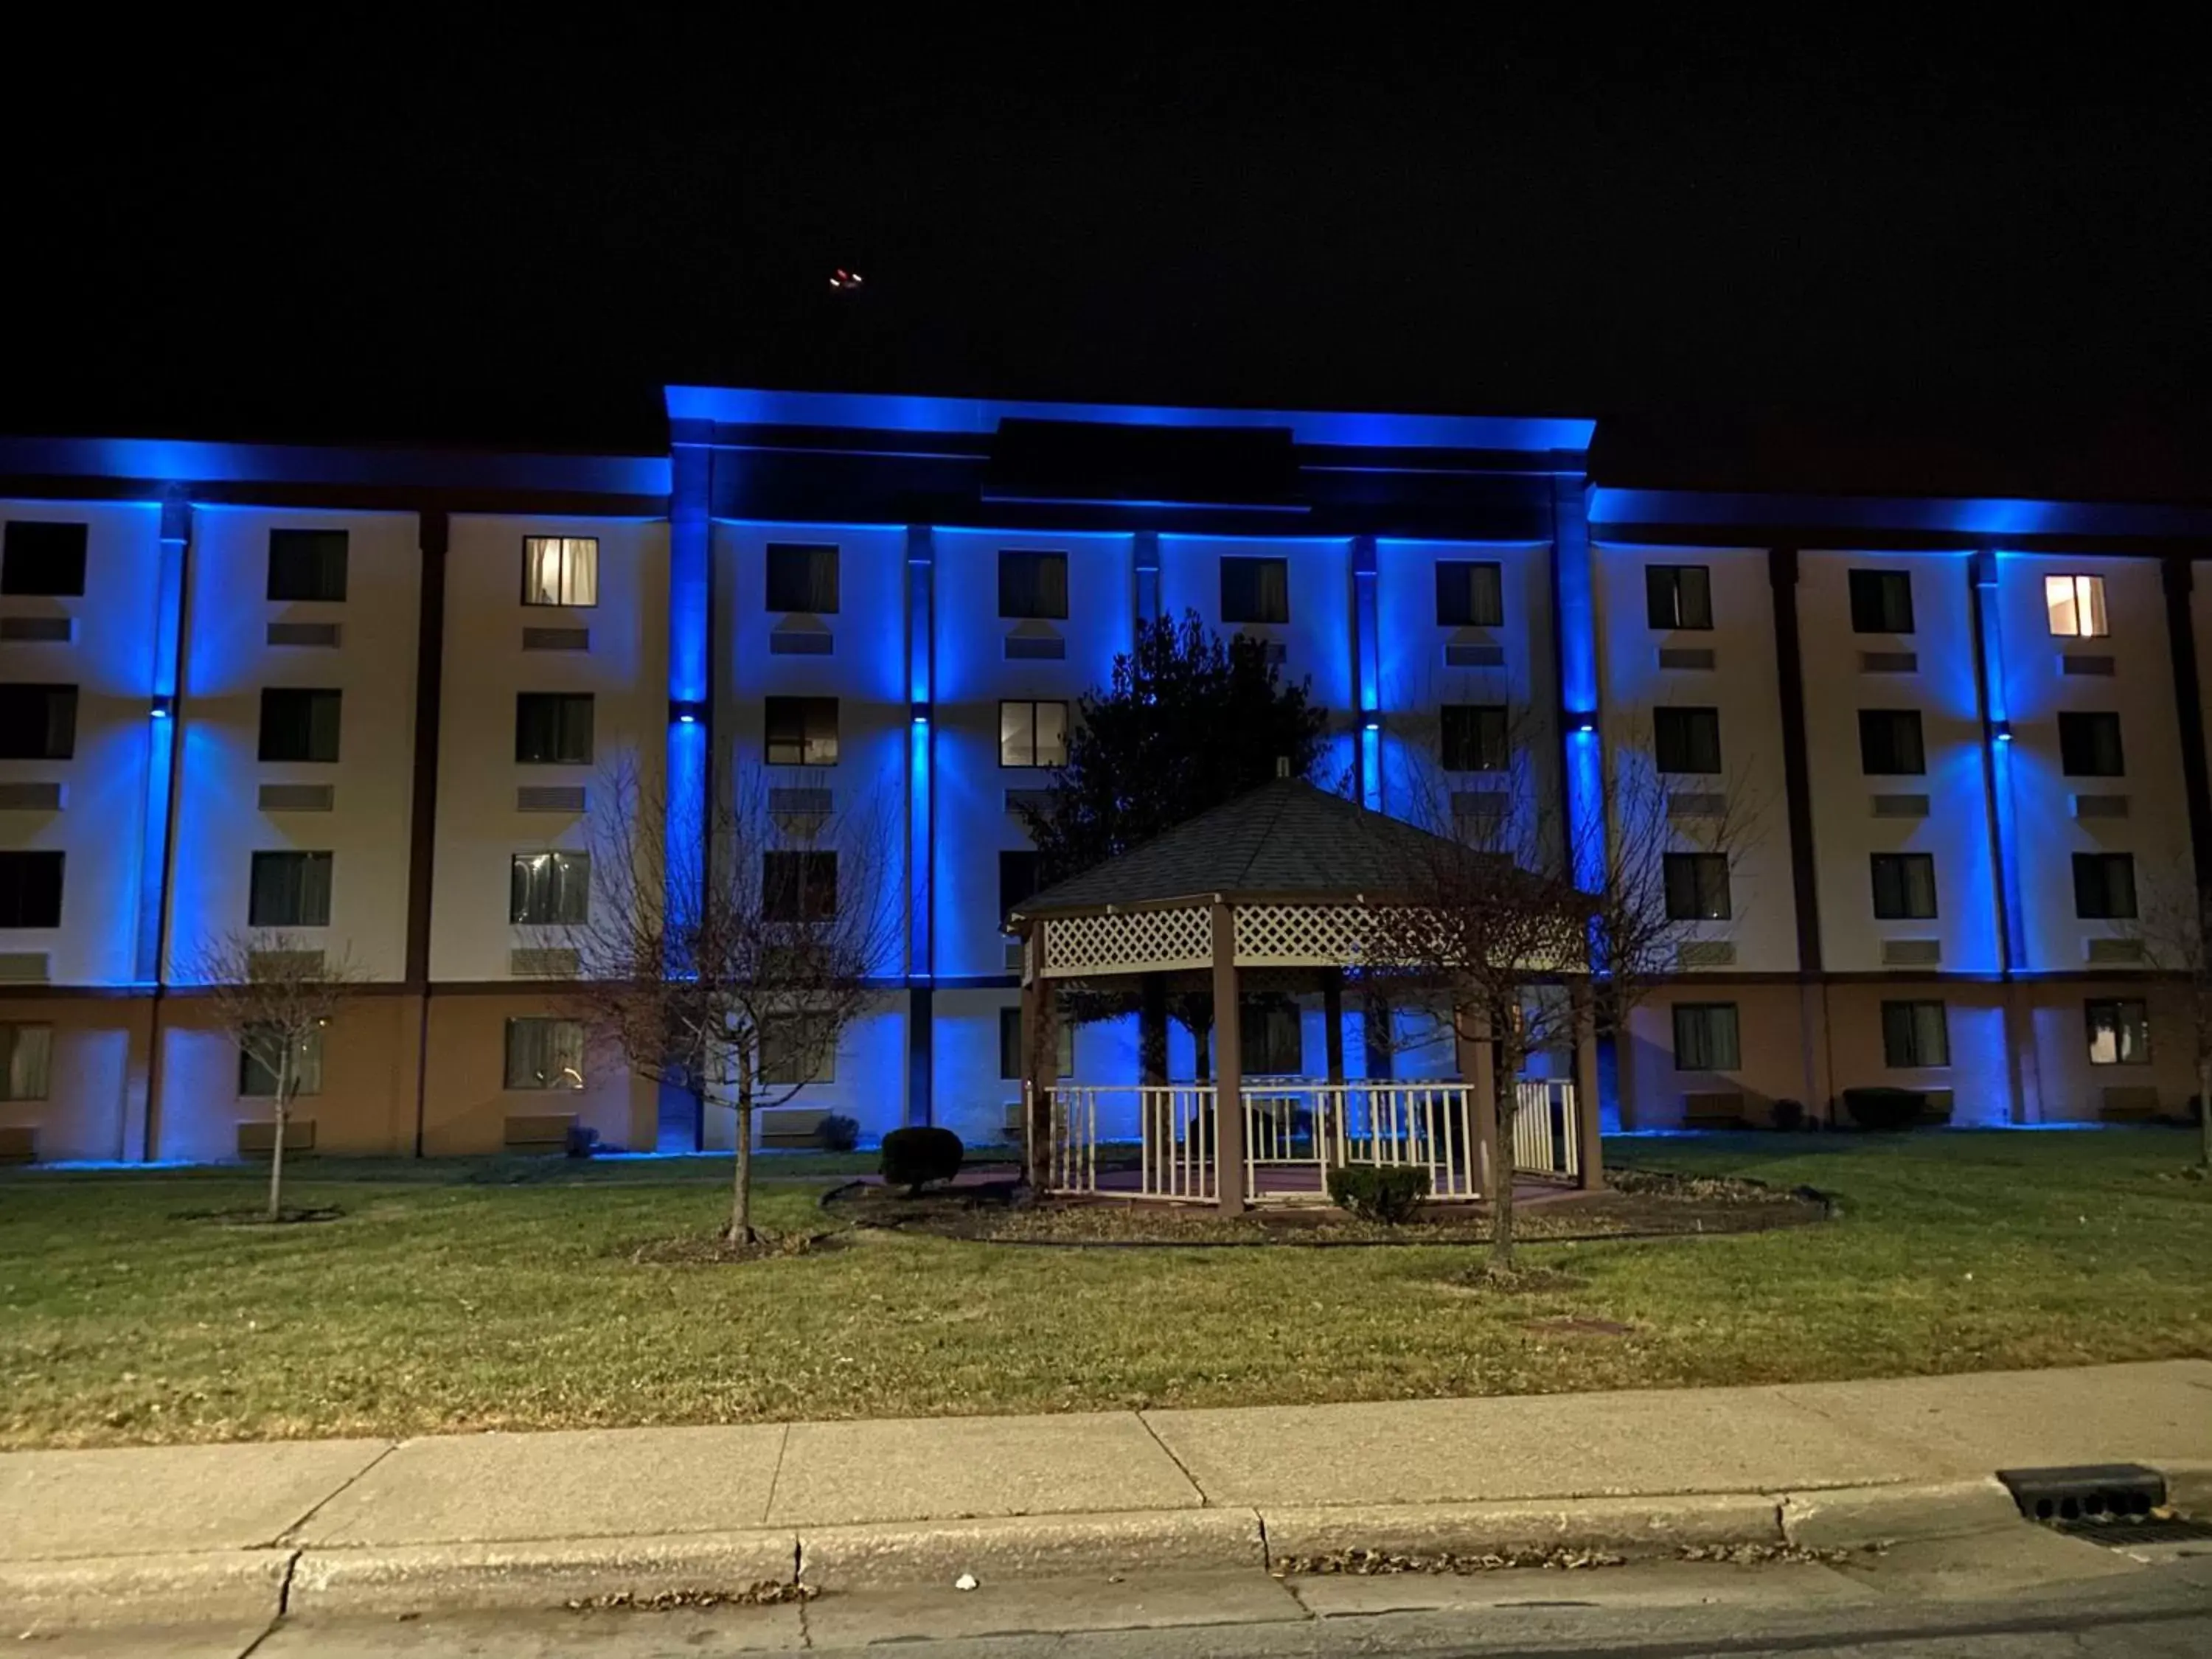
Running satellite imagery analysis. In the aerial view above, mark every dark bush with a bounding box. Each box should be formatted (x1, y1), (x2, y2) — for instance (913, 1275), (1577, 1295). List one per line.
(1841, 1087), (1925, 1132)
(1326, 1164), (1432, 1224)
(1770, 1098), (1806, 1133)
(817, 1113), (860, 1152)
(563, 1124), (600, 1159)
(882, 1126), (964, 1194)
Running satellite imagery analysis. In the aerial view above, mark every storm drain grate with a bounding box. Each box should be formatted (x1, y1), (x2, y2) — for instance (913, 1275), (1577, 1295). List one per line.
(2053, 1516), (2212, 1548)
(1997, 1463), (2163, 1525)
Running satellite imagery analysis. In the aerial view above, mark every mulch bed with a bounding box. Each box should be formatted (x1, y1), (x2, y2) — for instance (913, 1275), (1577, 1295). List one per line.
(170, 1206), (347, 1226)
(822, 1167), (1828, 1248)
(618, 1229), (844, 1265)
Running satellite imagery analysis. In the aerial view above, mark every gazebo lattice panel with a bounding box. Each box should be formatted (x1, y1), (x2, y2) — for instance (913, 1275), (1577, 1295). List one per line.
(1040, 906), (1211, 977)
(1232, 902), (1385, 967)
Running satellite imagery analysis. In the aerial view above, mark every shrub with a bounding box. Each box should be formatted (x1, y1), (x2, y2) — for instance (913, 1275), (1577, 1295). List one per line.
(1326, 1164), (1432, 1224)
(882, 1126), (964, 1194)
(563, 1124), (600, 1159)
(817, 1113), (860, 1153)
(1841, 1086), (1925, 1132)
(1770, 1098), (1806, 1133)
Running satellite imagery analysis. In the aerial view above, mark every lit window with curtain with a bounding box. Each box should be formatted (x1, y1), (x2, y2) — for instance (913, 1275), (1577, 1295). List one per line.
(0, 1023), (52, 1101)
(2045, 574), (2107, 638)
(1220, 557), (1290, 625)
(504, 1018), (585, 1090)
(999, 700), (1069, 767)
(1881, 1001), (1950, 1068)
(2085, 998), (2150, 1065)
(239, 1025), (324, 1096)
(521, 537), (599, 607)
(509, 851), (591, 925)
(765, 543), (840, 612)
(764, 696), (839, 765)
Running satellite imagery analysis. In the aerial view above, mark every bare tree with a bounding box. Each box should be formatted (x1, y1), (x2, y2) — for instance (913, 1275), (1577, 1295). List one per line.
(189, 931), (366, 1221)
(2121, 885), (2212, 1169)
(563, 762), (898, 1243)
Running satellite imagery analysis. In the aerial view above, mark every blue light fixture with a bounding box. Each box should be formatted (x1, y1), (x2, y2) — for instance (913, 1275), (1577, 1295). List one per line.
(1993, 720), (2014, 743)
(1362, 714), (1381, 733)
(911, 703), (930, 726)
(669, 698), (706, 726)
(150, 695), (174, 720)
(1569, 710), (1598, 734)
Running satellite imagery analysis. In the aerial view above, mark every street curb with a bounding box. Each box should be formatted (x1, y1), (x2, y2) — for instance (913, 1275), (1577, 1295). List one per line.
(285, 1530), (799, 1617)
(1262, 1493), (1784, 1561)
(799, 1508), (1266, 1589)
(0, 1548), (293, 1631)
(2160, 1459), (2212, 1514)
(1779, 1479), (2023, 1549)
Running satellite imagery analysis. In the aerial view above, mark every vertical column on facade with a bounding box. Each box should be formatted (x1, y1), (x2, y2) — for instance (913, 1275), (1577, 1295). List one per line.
(1767, 546), (1834, 1121)
(2160, 557), (2212, 904)
(402, 511), (450, 1156)
(130, 492), (192, 1160)
(664, 430), (713, 1151)
(1352, 534), (1381, 810)
(1969, 547), (2038, 1123)
(905, 525), (935, 1127)
(1549, 479), (1611, 1123)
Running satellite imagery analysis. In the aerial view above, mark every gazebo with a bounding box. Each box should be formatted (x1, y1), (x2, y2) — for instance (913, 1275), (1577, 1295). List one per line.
(1007, 777), (1603, 1214)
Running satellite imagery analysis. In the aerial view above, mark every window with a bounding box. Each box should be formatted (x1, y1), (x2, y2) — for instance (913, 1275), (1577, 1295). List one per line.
(2046, 574), (2108, 639)
(765, 543), (839, 613)
(0, 684), (77, 759)
(1848, 569), (1915, 634)
(1220, 557), (1290, 625)
(1879, 1001), (1950, 1068)
(248, 851), (333, 927)
(266, 529), (349, 602)
(1645, 564), (1714, 630)
(2058, 712), (2125, 777)
(1439, 704), (1509, 773)
(764, 696), (839, 766)
(1672, 1003), (1741, 1070)
(1870, 852), (1939, 919)
(999, 849), (1041, 922)
(239, 1026), (324, 1097)
(514, 693), (594, 764)
(509, 851), (591, 925)
(1, 522), (88, 596)
(1241, 999), (1304, 1077)
(2072, 852), (2138, 919)
(1435, 561), (1504, 627)
(1663, 852), (1732, 920)
(0, 1023), (52, 1101)
(0, 852), (63, 928)
(521, 536), (598, 607)
(998, 1006), (1074, 1079)
(504, 1018), (585, 1090)
(761, 1012), (838, 1085)
(762, 851), (837, 921)
(998, 550), (1068, 619)
(2085, 998), (2151, 1065)
(259, 688), (343, 762)
(999, 700), (1068, 768)
(1858, 709), (1926, 775)
(1653, 706), (1722, 773)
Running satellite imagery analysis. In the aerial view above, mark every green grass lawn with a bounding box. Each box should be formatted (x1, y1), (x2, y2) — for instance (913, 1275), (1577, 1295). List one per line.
(1, 1131), (2205, 1450)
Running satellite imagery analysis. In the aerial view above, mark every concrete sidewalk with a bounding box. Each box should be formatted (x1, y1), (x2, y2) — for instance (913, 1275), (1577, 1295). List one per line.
(4, 1360), (2208, 1629)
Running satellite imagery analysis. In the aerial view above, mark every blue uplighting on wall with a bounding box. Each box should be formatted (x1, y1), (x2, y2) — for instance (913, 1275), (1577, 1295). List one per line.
(1587, 486), (2212, 543)
(133, 498), (190, 985)
(664, 439), (712, 998)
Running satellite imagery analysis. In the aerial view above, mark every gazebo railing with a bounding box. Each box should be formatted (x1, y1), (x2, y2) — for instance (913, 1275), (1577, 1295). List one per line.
(1512, 1079), (1581, 1183)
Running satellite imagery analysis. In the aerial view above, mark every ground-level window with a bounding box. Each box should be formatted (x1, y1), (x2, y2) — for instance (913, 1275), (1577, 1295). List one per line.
(1880, 1000), (1950, 1068)
(2084, 999), (2150, 1065)
(998, 1006), (1075, 1079)
(1240, 998), (1304, 1077)
(1672, 1002), (1740, 1070)
(760, 1012), (837, 1085)
(504, 1018), (585, 1090)
(0, 1023), (52, 1101)
(238, 1026), (324, 1097)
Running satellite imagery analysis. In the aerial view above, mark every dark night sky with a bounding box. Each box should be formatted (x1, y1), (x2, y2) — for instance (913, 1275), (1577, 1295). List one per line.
(8, 21), (2209, 498)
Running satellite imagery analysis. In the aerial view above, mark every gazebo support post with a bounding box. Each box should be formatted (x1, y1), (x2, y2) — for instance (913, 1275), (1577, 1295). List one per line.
(1020, 946), (1054, 1193)
(1457, 1001), (1501, 1203)
(1210, 900), (1246, 1213)
(1321, 969), (1346, 1085)
(1571, 980), (1605, 1191)
(1138, 973), (1168, 1086)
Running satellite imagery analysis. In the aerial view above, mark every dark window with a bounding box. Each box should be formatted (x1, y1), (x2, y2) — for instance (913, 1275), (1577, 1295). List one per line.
(1220, 556), (1290, 625)
(764, 696), (839, 766)
(998, 550), (1068, 619)
(1663, 852), (1732, 920)
(248, 851), (333, 927)
(998, 700), (1068, 768)
(1645, 564), (1714, 630)
(1672, 1003), (1740, 1070)
(1435, 561), (1503, 627)
(259, 689), (343, 762)
(1439, 704), (1509, 772)
(1871, 852), (1939, 919)
(0, 684), (77, 759)
(1848, 569), (1915, 634)
(514, 693), (594, 764)
(1240, 999), (1304, 1076)
(504, 1018), (585, 1090)
(761, 1012), (837, 1085)
(762, 850), (838, 922)
(239, 1027), (323, 1097)
(0, 851), (63, 928)
(1653, 706), (1722, 773)
(766, 543), (840, 613)
(1858, 709), (1926, 775)
(2086, 998), (2150, 1065)
(2058, 712), (2125, 777)
(266, 529), (349, 602)
(998, 850), (1040, 922)
(998, 1005), (1074, 1079)
(1882, 1001), (1951, 1068)
(2072, 852), (2138, 919)
(509, 851), (591, 925)
(1, 522), (88, 596)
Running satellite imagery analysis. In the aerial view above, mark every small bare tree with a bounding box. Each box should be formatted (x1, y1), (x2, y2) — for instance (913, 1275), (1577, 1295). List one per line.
(189, 931), (366, 1221)
(2121, 885), (2212, 1169)
(565, 763), (898, 1243)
